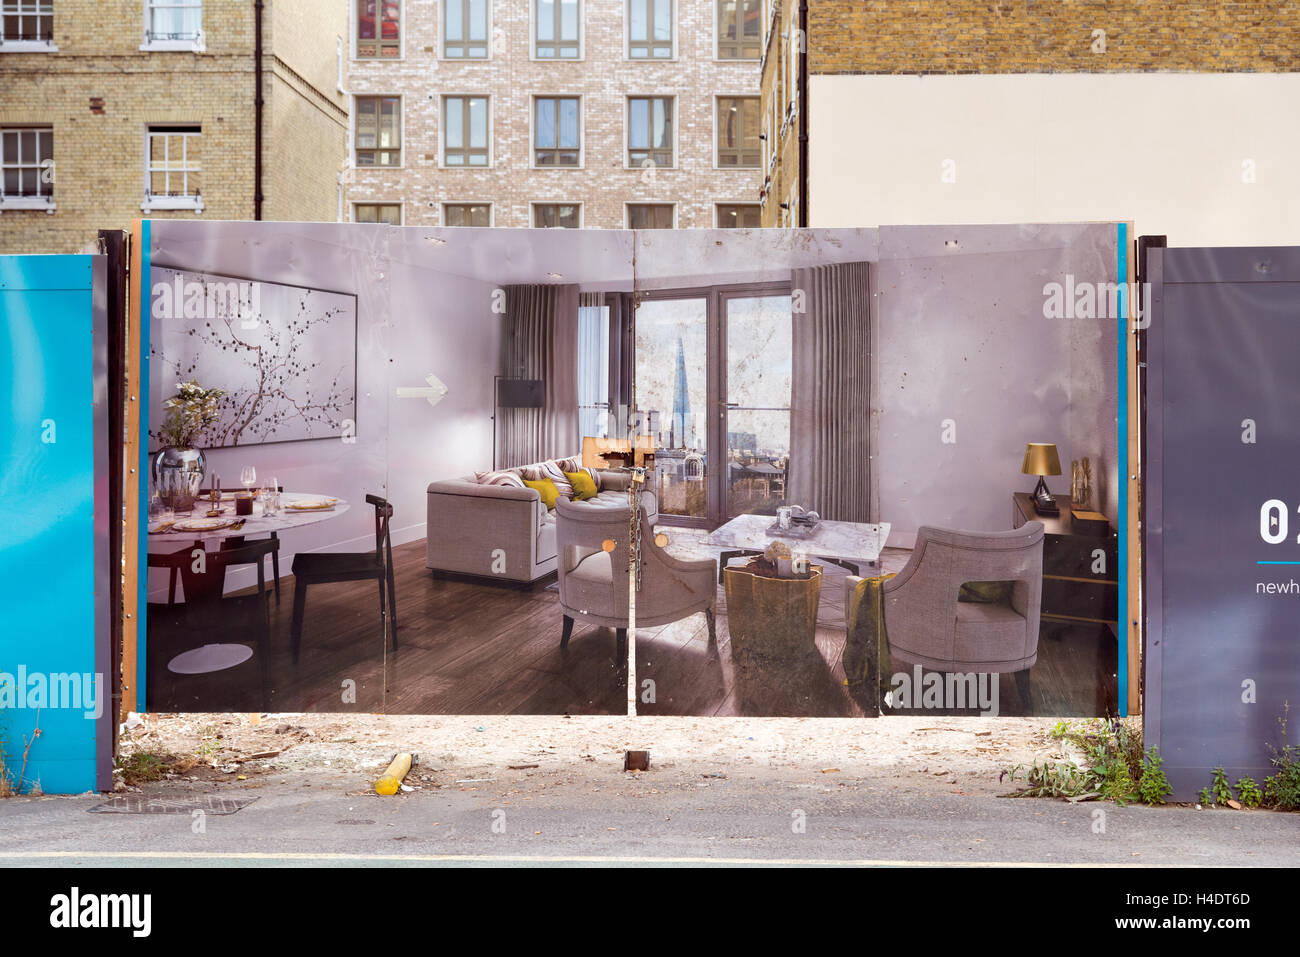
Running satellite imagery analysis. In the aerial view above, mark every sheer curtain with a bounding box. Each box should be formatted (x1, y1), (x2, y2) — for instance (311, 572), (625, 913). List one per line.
(499, 283), (580, 467)
(786, 262), (871, 523)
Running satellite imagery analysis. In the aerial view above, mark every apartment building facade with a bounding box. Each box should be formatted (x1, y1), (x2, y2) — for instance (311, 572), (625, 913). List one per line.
(765, 0), (1300, 243)
(0, 0), (348, 254)
(344, 0), (764, 229)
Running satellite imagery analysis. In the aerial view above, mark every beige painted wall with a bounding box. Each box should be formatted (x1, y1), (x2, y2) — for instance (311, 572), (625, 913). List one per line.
(808, 73), (1300, 247)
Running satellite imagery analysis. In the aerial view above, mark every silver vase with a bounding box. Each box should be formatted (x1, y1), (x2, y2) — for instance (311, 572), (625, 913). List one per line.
(152, 446), (206, 511)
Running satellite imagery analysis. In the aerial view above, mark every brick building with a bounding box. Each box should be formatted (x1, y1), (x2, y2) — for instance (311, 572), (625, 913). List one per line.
(344, 0), (764, 229)
(763, 0), (1300, 242)
(0, 0), (348, 254)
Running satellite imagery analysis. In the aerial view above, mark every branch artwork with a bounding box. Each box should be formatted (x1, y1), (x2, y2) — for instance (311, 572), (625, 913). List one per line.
(150, 268), (358, 448)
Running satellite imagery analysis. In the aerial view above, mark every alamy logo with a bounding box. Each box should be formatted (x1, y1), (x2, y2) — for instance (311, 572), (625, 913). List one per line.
(0, 667), (103, 719)
(1042, 276), (1150, 326)
(884, 666), (1000, 716)
(49, 888), (151, 937)
(151, 274), (262, 328)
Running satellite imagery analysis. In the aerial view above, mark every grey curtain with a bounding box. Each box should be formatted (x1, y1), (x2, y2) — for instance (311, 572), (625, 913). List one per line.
(499, 283), (580, 467)
(787, 262), (871, 523)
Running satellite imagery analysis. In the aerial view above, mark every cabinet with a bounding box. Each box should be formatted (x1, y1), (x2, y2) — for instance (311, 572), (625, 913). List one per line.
(1012, 492), (1117, 626)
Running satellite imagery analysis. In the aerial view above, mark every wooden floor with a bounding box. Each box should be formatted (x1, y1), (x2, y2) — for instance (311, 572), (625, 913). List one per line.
(147, 536), (1117, 718)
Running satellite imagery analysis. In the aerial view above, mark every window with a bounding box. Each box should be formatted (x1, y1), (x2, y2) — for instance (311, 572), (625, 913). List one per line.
(444, 203), (490, 227)
(355, 96), (401, 166)
(145, 0), (202, 45)
(443, 0), (487, 58)
(535, 0), (579, 58)
(443, 96), (489, 166)
(534, 203), (580, 228)
(716, 0), (759, 58)
(717, 203), (760, 228)
(628, 203), (673, 229)
(1, 125), (53, 207)
(356, 0), (399, 58)
(144, 125), (202, 210)
(628, 0), (672, 58)
(717, 96), (759, 167)
(627, 96), (672, 168)
(1, 1), (54, 45)
(534, 97), (580, 167)
(354, 203), (401, 225)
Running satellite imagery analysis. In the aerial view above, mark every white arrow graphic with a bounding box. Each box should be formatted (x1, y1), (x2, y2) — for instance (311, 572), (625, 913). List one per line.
(395, 373), (449, 407)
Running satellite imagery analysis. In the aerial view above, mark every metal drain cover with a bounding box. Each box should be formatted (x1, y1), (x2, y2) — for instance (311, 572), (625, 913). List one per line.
(89, 795), (258, 815)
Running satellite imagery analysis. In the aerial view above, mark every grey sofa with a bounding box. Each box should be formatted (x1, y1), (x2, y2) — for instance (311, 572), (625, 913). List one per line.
(426, 468), (657, 583)
(556, 498), (716, 655)
(847, 522), (1044, 696)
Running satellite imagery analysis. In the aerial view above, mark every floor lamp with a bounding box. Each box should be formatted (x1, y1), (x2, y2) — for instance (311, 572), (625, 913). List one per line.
(492, 376), (545, 470)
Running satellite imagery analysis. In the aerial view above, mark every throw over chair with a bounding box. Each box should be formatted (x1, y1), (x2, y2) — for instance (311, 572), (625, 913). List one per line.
(290, 494), (397, 664)
(555, 497), (717, 655)
(847, 522), (1044, 701)
(147, 538), (279, 710)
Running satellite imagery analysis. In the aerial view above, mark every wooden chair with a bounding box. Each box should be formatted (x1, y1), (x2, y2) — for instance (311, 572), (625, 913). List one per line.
(210, 486), (284, 602)
(289, 494), (397, 664)
(146, 538), (278, 710)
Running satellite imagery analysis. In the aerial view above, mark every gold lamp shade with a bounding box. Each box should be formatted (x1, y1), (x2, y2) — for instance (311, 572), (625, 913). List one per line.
(1021, 443), (1062, 477)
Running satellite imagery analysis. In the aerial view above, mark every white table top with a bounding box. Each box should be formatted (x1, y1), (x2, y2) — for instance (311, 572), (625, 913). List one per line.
(707, 513), (891, 565)
(147, 492), (350, 548)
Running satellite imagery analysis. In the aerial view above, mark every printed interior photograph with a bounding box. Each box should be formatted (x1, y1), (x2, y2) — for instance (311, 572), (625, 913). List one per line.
(142, 220), (1122, 718)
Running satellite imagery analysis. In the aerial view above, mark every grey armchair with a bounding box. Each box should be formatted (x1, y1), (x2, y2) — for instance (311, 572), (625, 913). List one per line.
(847, 522), (1044, 699)
(555, 497), (717, 655)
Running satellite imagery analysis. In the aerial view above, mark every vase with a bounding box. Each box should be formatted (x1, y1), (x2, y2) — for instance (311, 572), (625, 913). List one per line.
(152, 446), (206, 511)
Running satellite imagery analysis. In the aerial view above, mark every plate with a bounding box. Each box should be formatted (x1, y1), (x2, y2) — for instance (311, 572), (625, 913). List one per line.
(285, 497), (339, 511)
(172, 517), (235, 532)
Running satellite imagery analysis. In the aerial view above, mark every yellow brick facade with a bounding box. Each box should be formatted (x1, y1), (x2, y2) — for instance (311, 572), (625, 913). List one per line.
(761, 0), (1300, 227)
(0, 0), (347, 254)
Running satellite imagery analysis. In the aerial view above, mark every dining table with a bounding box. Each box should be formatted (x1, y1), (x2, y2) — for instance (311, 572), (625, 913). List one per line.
(145, 491), (350, 676)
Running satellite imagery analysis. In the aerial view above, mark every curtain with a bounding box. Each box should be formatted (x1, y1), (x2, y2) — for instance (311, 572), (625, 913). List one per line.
(787, 262), (871, 523)
(499, 283), (580, 467)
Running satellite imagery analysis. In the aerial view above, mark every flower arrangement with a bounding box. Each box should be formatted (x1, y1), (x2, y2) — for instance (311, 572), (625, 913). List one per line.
(158, 380), (224, 448)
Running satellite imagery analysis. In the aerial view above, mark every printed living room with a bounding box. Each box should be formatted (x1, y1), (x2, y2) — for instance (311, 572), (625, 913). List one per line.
(141, 219), (1124, 721)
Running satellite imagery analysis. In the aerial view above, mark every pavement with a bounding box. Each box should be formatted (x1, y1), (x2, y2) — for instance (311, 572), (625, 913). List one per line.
(1, 764), (1296, 867)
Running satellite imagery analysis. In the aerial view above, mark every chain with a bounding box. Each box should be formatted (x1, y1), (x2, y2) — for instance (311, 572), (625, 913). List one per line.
(624, 466), (647, 592)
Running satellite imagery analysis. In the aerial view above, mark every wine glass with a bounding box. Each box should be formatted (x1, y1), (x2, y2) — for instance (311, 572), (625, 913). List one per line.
(240, 465), (257, 498)
(262, 477), (280, 516)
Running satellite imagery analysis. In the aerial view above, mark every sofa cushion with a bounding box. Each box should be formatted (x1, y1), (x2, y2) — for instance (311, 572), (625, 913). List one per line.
(565, 470), (599, 501)
(520, 461), (573, 498)
(953, 601), (1028, 666)
(523, 477), (562, 509)
(474, 469), (525, 489)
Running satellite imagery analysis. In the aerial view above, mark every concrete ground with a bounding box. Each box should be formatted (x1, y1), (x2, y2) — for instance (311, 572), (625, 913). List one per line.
(3, 713), (1298, 866)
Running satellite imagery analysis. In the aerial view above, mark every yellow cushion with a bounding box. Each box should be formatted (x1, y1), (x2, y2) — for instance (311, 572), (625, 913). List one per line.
(523, 477), (562, 509)
(564, 470), (598, 502)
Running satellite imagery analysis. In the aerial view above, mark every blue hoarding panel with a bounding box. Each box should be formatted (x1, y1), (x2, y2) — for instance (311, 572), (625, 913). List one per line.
(0, 255), (101, 794)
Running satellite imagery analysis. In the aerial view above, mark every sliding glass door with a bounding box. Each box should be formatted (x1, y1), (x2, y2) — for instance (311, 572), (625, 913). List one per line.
(722, 291), (792, 519)
(632, 284), (791, 527)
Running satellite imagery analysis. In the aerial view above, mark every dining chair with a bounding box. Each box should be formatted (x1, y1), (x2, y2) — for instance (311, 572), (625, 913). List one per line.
(289, 494), (397, 664)
(146, 538), (279, 710)
(212, 486), (284, 602)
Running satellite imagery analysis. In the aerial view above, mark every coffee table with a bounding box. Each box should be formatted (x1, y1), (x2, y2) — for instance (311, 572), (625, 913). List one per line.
(706, 513), (891, 583)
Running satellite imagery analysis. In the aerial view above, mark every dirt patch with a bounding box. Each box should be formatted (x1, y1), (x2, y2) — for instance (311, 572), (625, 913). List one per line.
(117, 712), (1072, 797)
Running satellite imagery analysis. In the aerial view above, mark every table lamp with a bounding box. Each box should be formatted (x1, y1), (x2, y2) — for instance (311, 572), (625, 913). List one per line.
(1022, 442), (1062, 516)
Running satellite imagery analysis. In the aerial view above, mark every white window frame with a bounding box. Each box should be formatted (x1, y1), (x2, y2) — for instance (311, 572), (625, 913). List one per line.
(625, 202), (675, 230)
(441, 0), (490, 61)
(352, 93), (404, 170)
(714, 93), (761, 170)
(714, 202), (761, 228)
(442, 201), (493, 227)
(624, 94), (676, 171)
(625, 0), (676, 61)
(353, 0), (404, 60)
(352, 201), (404, 225)
(0, 0), (57, 51)
(140, 0), (205, 52)
(531, 201), (583, 229)
(531, 0), (583, 61)
(0, 125), (55, 211)
(530, 94), (584, 170)
(141, 125), (203, 212)
(440, 95), (493, 170)
(714, 0), (761, 61)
